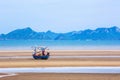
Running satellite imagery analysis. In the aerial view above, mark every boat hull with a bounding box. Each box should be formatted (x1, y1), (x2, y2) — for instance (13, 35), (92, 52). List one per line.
(33, 52), (50, 60)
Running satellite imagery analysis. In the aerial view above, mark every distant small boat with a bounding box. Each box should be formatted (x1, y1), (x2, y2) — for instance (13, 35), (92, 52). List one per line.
(32, 46), (50, 60)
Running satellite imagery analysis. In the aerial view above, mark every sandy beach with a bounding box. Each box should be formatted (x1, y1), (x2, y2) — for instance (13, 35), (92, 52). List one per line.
(0, 50), (120, 80)
(0, 50), (120, 67)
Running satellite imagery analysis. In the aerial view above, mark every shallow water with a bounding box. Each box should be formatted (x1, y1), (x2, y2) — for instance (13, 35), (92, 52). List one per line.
(0, 67), (120, 73)
(0, 73), (16, 78)
(0, 40), (120, 50)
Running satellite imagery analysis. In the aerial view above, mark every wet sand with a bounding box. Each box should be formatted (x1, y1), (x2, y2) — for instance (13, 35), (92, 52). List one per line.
(1, 50), (120, 56)
(0, 50), (120, 67)
(0, 50), (120, 79)
(1, 58), (120, 67)
(0, 73), (120, 80)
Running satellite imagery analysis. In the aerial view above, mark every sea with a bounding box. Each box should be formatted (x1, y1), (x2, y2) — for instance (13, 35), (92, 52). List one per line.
(0, 40), (120, 50)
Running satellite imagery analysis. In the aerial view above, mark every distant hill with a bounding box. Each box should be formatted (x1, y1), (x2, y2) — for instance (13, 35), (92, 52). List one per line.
(0, 26), (120, 40)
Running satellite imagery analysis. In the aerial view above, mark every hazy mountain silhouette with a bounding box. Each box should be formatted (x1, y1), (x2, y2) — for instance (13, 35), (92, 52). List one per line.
(0, 26), (120, 40)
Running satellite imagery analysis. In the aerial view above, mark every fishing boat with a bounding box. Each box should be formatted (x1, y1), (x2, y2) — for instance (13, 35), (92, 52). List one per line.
(32, 46), (50, 60)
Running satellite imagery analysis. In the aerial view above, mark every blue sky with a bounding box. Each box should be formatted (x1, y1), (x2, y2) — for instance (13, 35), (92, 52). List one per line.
(0, 0), (120, 33)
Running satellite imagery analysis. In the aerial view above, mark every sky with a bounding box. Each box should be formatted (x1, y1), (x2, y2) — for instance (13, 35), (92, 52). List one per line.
(0, 0), (120, 33)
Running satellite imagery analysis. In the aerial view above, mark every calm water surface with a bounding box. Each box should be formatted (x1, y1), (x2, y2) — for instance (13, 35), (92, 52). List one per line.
(0, 67), (120, 73)
(0, 40), (120, 50)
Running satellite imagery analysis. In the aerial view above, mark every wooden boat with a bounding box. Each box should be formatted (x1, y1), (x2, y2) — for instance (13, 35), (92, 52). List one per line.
(33, 52), (50, 60)
(32, 46), (50, 60)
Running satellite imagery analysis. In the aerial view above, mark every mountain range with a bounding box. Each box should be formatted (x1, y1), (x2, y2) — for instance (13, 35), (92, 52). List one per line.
(0, 26), (120, 40)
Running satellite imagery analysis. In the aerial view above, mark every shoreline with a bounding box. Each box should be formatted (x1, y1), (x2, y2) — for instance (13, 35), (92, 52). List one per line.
(1, 44), (120, 51)
(1, 49), (120, 51)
